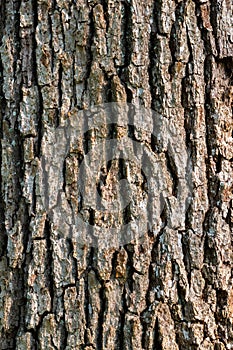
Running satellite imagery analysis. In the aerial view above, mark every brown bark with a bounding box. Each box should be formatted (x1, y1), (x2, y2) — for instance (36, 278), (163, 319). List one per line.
(0, 0), (232, 349)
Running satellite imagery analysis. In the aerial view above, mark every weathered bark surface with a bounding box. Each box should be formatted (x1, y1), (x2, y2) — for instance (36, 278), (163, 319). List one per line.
(0, 0), (232, 349)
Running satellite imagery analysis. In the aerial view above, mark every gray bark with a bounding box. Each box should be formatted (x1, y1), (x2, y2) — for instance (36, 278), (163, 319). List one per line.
(0, 0), (232, 349)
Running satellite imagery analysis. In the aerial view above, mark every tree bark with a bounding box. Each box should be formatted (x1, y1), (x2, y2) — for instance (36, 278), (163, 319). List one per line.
(0, 0), (232, 349)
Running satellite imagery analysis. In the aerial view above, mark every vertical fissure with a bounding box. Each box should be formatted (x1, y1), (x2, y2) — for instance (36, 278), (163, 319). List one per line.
(31, 0), (44, 157)
(152, 317), (163, 350)
(116, 0), (133, 103)
(57, 61), (63, 127)
(0, 57), (7, 257)
(44, 218), (55, 312)
(82, 6), (94, 102)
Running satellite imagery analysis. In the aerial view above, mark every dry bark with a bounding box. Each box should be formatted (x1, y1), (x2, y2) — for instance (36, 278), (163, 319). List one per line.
(0, 0), (232, 349)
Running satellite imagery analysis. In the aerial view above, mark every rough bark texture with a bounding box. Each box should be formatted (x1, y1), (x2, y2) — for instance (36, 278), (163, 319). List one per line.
(0, 0), (233, 349)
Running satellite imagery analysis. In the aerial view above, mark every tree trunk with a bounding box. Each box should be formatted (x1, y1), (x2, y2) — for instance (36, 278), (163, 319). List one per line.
(0, 0), (232, 349)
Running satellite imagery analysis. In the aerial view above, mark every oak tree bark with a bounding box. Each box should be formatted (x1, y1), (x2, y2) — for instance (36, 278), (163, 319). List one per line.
(0, 0), (232, 349)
